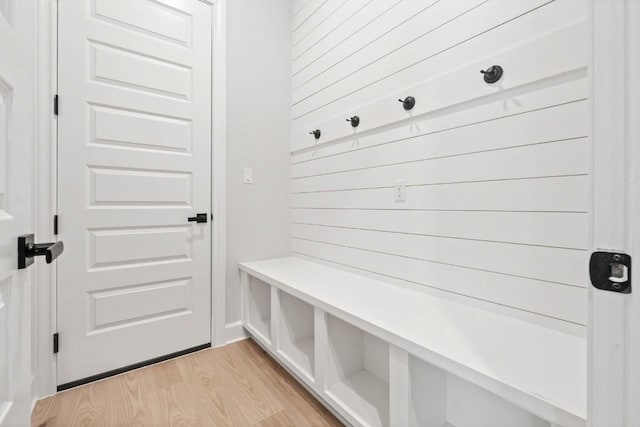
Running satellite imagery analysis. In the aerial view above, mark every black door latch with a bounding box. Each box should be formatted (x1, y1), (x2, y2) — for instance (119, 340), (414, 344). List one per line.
(590, 251), (632, 294)
(18, 234), (64, 270)
(187, 213), (208, 224)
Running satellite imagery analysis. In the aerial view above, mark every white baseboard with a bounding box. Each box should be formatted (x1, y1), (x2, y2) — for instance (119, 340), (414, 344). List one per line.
(223, 321), (249, 346)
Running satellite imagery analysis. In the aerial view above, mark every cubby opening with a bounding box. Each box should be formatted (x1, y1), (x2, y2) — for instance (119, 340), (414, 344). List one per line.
(247, 276), (271, 343)
(326, 315), (390, 427)
(409, 356), (552, 427)
(278, 291), (315, 380)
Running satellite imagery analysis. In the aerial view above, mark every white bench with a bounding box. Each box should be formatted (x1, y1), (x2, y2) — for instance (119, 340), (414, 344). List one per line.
(239, 256), (586, 427)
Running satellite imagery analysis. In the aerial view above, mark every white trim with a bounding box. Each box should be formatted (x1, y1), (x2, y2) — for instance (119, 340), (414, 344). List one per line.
(33, 0), (58, 400)
(224, 321), (248, 345)
(627, 0), (640, 425)
(211, 0), (227, 348)
(588, 0), (636, 425)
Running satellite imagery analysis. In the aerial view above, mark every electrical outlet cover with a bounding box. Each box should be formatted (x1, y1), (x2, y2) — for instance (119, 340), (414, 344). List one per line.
(394, 179), (406, 202)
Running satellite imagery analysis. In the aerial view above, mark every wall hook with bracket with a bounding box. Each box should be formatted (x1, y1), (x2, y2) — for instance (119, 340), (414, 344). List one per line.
(309, 129), (321, 139)
(398, 96), (415, 111)
(346, 116), (360, 127)
(480, 65), (503, 84)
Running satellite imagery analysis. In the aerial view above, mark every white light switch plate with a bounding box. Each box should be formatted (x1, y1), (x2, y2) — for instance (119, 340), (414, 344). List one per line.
(394, 179), (406, 202)
(243, 168), (253, 184)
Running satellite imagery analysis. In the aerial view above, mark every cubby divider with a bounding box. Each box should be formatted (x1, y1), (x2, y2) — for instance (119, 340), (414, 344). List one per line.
(277, 291), (315, 381)
(324, 315), (390, 427)
(244, 275), (271, 345)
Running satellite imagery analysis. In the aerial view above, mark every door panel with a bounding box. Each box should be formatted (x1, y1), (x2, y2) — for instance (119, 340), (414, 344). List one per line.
(0, 0), (36, 424)
(57, 0), (212, 386)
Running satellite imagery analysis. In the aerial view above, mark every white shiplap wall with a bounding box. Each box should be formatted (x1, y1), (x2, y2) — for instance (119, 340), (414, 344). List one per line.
(289, 0), (588, 335)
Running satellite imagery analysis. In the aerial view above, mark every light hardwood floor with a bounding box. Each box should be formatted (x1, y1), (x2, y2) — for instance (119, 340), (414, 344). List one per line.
(32, 339), (342, 427)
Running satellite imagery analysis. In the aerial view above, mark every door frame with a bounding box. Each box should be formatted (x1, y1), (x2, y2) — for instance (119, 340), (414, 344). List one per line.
(33, 0), (228, 398)
(32, 0), (57, 403)
(211, 0), (228, 352)
(589, 0), (640, 425)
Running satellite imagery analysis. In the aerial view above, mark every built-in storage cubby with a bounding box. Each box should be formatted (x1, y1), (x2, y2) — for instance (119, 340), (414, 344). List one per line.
(277, 291), (315, 381)
(408, 356), (551, 427)
(240, 258), (586, 427)
(246, 276), (271, 344)
(325, 315), (390, 427)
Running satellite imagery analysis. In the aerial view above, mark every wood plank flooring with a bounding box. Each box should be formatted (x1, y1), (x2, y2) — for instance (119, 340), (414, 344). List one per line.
(32, 339), (342, 427)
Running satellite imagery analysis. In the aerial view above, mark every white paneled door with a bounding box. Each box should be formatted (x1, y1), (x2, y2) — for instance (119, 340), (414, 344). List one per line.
(57, 0), (212, 387)
(0, 0), (36, 425)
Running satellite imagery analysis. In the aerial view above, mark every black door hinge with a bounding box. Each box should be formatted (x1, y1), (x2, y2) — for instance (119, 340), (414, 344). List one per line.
(53, 333), (59, 354)
(590, 251), (632, 294)
(53, 95), (59, 116)
(53, 214), (58, 235)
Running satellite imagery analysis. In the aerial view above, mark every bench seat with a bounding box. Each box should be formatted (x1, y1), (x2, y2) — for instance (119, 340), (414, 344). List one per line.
(239, 256), (586, 427)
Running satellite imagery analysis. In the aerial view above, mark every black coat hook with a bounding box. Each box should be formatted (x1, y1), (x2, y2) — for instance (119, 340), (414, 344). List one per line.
(346, 116), (360, 127)
(480, 65), (503, 84)
(309, 129), (321, 139)
(398, 96), (415, 111)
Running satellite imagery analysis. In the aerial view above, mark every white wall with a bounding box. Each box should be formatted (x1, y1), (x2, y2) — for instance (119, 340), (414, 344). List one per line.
(289, 0), (588, 335)
(225, 0), (292, 336)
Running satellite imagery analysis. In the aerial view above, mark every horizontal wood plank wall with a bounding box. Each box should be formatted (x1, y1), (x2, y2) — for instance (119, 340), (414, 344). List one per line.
(290, 0), (588, 335)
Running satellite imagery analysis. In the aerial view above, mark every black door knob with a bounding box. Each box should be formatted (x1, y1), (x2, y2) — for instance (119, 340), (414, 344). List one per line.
(188, 213), (208, 224)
